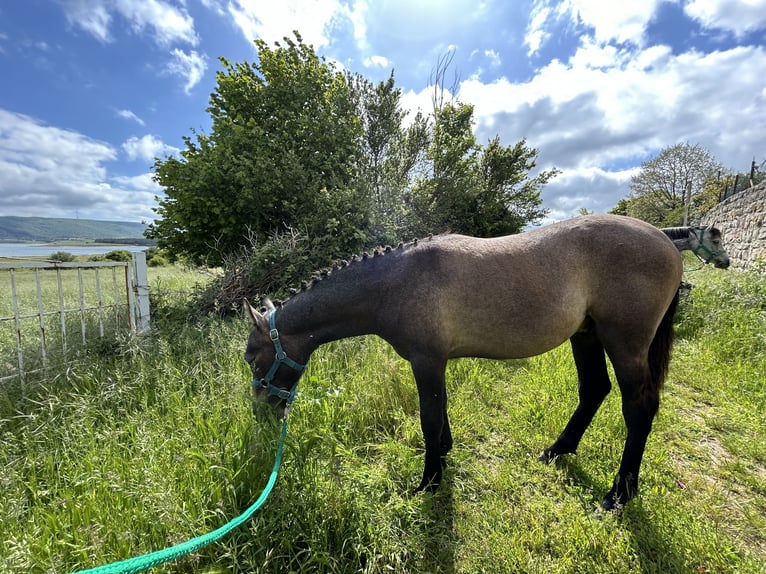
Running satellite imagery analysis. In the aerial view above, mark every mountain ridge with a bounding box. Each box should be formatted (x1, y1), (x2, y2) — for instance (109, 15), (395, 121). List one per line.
(0, 216), (149, 243)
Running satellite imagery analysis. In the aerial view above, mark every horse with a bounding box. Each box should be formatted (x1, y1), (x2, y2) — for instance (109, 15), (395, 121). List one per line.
(243, 214), (683, 510)
(661, 225), (730, 268)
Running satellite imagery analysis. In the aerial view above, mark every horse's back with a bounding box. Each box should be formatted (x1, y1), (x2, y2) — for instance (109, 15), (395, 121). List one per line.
(397, 215), (682, 360)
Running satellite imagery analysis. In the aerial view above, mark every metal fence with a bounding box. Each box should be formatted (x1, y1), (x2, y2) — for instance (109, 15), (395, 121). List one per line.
(0, 252), (149, 385)
(720, 159), (765, 201)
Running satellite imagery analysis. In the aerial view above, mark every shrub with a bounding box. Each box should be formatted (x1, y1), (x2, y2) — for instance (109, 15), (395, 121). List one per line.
(197, 228), (320, 316)
(49, 251), (76, 262)
(104, 250), (133, 262)
(147, 254), (168, 267)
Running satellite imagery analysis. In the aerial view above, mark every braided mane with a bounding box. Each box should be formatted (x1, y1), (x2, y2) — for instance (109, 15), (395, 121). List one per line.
(661, 226), (698, 240)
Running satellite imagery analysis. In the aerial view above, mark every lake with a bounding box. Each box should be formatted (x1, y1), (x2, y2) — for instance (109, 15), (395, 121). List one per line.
(0, 243), (148, 258)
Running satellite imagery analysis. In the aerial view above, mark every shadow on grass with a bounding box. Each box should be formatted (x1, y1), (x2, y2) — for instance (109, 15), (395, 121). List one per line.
(417, 474), (457, 574)
(554, 455), (685, 574)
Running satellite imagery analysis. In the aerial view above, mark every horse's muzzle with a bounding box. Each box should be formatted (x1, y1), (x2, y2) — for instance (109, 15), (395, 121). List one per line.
(714, 257), (730, 269)
(251, 386), (287, 418)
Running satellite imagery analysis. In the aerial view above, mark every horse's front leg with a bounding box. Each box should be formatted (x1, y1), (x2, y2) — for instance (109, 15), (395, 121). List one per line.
(410, 355), (448, 493)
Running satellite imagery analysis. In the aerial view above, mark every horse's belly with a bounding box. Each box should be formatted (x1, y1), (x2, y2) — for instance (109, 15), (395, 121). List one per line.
(444, 306), (586, 360)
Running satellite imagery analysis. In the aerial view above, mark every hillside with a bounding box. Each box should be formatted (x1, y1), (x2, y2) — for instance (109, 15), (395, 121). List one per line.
(0, 216), (149, 243)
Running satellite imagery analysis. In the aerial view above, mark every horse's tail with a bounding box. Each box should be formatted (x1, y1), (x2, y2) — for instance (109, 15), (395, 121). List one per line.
(648, 288), (680, 394)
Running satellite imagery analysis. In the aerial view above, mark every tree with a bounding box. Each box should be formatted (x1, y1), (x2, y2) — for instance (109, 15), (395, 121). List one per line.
(618, 142), (723, 227)
(407, 101), (554, 237)
(347, 72), (429, 245)
(147, 33), (367, 265)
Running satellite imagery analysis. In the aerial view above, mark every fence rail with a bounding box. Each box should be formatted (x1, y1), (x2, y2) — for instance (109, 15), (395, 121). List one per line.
(0, 252), (149, 385)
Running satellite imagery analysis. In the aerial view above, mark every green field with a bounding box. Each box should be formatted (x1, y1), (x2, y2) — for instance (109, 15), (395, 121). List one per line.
(0, 261), (764, 573)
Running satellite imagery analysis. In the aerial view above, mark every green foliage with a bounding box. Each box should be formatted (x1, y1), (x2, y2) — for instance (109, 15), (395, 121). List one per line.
(614, 142), (723, 226)
(49, 250), (76, 262)
(148, 32), (368, 266)
(104, 250), (133, 262)
(198, 229), (321, 315)
(348, 72), (430, 245)
(610, 198), (630, 216)
(408, 103), (554, 237)
(144, 247), (170, 267)
(149, 38), (557, 271)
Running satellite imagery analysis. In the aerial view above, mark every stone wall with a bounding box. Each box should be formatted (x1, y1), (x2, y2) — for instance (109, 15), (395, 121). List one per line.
(701, 182), (766, 271)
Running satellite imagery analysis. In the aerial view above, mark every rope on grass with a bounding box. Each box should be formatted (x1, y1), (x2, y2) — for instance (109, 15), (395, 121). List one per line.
(72, 418), (289, 574)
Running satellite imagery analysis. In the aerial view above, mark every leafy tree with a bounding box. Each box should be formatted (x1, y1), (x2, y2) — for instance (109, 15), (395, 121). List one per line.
(617, 142), (723, 226)
(610, 198), (630, 216)
(407, 102), (554, 237)
(348, 72), (430, 245)
(147, 33), (367, 265)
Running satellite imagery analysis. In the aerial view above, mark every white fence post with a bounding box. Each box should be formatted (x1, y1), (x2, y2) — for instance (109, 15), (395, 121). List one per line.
(131, 252), (151, 333)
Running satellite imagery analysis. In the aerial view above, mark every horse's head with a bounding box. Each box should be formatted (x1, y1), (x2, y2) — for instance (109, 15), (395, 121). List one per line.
(243, 298), (306, 419)
(691, 225), (730, 269)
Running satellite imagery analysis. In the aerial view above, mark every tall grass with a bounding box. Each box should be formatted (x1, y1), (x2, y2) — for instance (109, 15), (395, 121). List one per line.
(0, 261), (764, 573)
(0, 264), (133, 382)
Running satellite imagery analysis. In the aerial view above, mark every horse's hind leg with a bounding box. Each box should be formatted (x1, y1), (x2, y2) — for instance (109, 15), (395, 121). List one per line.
(602, 356), (659, 510)
(540, 328), (611, 462)
(440, 386), (453, 468)
(410, 354), (449, 493)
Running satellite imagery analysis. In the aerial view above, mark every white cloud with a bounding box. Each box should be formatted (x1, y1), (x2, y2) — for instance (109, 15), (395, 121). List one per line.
(454, 39), (766, 218)
(61, 0), (112, 42)
(116, 109), (145, 126)
(166, 49), (207, 94)
(228, 0), (335, 48)
(61, 0), (198, 46)
(122, 134), (180, 163)
(363, 55), (390, 68)
(0, 109), (158, 221)
(684, 0), (766, 37)
(526, 0), (664, 55)
(484, 49), (501, 68)
(60, 0), (204, 94)
(562, 0), (664, 45)
(525, 2), (553, 56)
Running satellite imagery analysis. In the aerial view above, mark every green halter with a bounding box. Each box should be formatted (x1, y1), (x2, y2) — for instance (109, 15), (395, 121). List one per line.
(252, 312), (306, 406)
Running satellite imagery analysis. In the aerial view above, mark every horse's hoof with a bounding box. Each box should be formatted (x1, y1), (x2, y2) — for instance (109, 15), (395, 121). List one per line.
(601, 490), (628, 513)
(413, 477), (440, 495)
(538, 448), (557, 463)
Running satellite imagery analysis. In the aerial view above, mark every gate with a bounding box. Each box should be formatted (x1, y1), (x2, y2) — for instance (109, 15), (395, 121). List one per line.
(0, 252), (149, 385)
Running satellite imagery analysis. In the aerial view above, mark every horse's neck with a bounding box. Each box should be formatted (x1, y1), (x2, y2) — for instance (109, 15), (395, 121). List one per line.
(671, 237), (692, 251)
(663, 227), (695, 251)
(277, 259), (397, 356)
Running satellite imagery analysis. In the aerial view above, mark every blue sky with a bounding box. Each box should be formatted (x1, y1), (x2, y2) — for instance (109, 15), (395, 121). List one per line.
(1, 0), (765, 225)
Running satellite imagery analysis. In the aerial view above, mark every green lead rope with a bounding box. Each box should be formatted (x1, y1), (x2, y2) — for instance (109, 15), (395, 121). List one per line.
(73, 418), (289, 574)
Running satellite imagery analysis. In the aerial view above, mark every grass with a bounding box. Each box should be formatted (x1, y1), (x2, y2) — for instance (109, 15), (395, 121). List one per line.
(0, 260), (765, 573)
(0, 262), (133, 380)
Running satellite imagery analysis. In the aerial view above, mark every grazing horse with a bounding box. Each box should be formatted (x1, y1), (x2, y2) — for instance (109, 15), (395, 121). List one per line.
(243, 214), (683, 510)
(661, 225), (730, 268)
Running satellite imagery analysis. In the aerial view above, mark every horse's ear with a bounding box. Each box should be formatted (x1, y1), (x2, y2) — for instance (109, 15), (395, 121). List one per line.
(705, 222), (714, 231)
(263, 298), (276, 312)
(243, 298), (262, 327)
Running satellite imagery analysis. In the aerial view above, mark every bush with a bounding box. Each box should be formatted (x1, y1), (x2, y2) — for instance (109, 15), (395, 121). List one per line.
(145, 247), (170, 267)
(50, 251), (76, 262)
(104, 250), (133, 262)
(147, 254), (168, 267)
(197, 229), (321, 316)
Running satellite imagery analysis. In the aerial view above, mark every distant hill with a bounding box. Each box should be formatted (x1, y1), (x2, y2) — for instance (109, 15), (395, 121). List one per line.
(0, 216), (151, 243)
